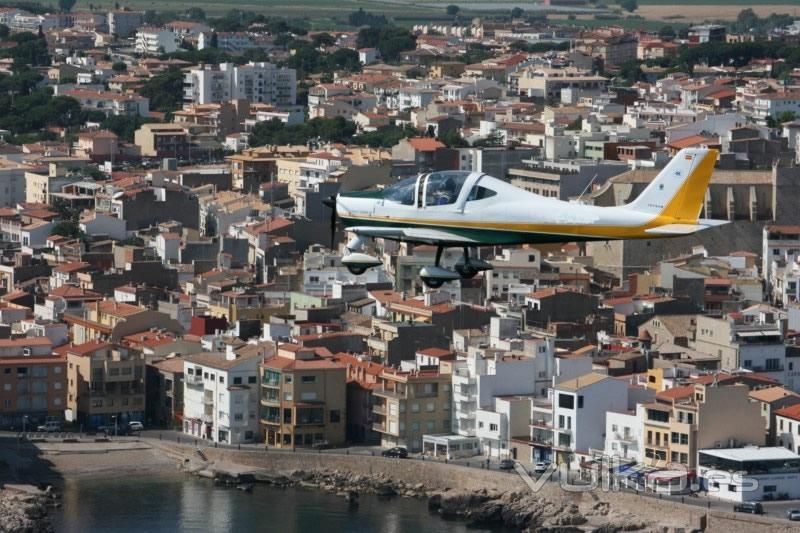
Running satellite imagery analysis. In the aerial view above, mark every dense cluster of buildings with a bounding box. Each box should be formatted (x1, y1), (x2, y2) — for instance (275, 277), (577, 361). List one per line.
(4, 4), (800, 505)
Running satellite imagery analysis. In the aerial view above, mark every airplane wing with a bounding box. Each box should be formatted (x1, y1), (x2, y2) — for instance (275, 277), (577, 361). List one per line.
(346, 226), (478, 245)
(644, 219), (728, 236)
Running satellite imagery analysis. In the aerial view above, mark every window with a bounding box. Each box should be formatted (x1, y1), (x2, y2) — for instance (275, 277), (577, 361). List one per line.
(248, 376), (256, 384)
(219, 376), (225, 384)
(489, 423), (498, 432)
(330, 410), (341, 423)
(424, 171), (470, 206)
(577, 395), (584, 409)
(233, 377), (242, 385)
(234, 413), (243, 422)
(466, 185), (497, 202)
(411, 403), (420, 413)
(383, 176), (417, 205)
(558, 394), (574, 409)
(301, 375), (316, 384)
(285, 375), (293, 383)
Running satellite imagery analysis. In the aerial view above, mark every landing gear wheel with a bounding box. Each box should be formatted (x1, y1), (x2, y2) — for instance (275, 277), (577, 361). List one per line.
(455, 264), (478, 279)
(346, 265), (367, 275)
(422, 278), (445, 289)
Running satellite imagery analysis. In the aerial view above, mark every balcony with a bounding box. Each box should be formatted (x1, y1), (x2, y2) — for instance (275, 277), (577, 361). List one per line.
(645, 441), (669, 450)
(260, 396), (280, 406)
(201, 414), (213, 424)
(186, 374), (203, 386)
(616, 432), (637, 443)
(260, 415), (280, 425)
(373, 388), (403, 401)
(367, 336), (389, 353)
(530, 419), (553, 430)
(203, 396), (214, 406)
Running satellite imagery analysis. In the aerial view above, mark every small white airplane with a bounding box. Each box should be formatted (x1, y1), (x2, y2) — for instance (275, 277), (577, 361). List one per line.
(325, 148), (726, 288)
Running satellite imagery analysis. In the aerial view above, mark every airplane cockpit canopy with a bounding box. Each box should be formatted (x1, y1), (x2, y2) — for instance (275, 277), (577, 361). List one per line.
(382, 171), (473, 207)
(425, 171), (470, 206)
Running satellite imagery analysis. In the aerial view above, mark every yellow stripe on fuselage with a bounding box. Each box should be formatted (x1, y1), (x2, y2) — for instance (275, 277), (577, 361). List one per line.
(346, 150), (717, 240)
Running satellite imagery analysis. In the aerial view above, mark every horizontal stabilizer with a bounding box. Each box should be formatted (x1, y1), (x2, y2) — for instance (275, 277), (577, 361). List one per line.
(645, 219), (728, 235)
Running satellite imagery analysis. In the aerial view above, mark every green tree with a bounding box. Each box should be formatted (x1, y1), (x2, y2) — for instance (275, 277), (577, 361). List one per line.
(185, 7), (206, 21)
(138, 69), (184, 113)
(353, 124), (417, 148)
(58, 0), (76, 12)
(101, 115), (156, 142)
(438, 128), (468, 148)
(50, 220), (82, 239)
(566, 116), (583, 131)
(511, 7), (524, 19)
(474, 130), (504, 147)
(619, 0), (638, 12)
(112, 61), (127, 72)
(658, 25), (676, 40)
(0, 24), (8, 40)
(356, 26), (416, 62)
(312, 33), (335, 48)
(446, 4), (460, 17)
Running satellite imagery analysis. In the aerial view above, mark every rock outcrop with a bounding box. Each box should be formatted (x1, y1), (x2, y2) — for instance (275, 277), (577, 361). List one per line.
(0, 487), (55, 533)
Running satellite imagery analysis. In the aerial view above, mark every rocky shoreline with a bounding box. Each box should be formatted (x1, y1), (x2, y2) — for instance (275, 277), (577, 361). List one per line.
(0, 486), (57, 533)
(187, 466), (679, 532)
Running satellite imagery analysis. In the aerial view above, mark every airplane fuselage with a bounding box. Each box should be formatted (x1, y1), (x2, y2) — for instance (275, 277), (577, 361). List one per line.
(338, 172), (667, 245)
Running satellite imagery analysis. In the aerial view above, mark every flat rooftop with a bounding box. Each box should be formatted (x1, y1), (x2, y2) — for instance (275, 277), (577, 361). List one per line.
(698, 446), (799, 462)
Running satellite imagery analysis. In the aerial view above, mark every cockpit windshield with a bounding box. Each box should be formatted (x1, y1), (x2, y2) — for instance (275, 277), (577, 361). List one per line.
(382, 176), (417, 205)
(424, 171), (471, 206)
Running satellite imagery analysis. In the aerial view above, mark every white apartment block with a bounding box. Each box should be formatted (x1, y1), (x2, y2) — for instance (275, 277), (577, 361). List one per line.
(603, 410), (643, 463)
(763, 225), (800, 297)
(183, 62), (296, 106)
(135, 28), (179, 55)
(452, 337), (555, 440)
(182, 350), (261, 444)
(551, 373), (629, 468)
(476, 395), (531, 459)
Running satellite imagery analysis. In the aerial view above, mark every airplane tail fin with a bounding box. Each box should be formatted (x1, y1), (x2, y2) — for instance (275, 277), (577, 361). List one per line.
(628, 148), (718, 222)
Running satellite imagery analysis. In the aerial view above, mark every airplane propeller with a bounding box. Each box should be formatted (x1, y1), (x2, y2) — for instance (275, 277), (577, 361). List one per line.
(321, 195), (337, 250)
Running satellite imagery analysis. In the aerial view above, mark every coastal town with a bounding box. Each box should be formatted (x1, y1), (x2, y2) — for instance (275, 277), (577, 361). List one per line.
(3, 0), (800, 530)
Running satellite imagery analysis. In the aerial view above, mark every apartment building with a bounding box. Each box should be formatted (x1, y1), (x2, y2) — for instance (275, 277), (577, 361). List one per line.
(134, 124), (191, 159)
(475, 394), (532, 459)
(0, 338), (65, 428)
(372, 366), (452, 452)
(146, 356), (184, 428)
(183, 350), (261, 444)
(775, 403), (800, 454)
(640, 383), (763, 470)
(763, 225), (800, 296)
(452, 340), (554, 439)
(62, 89), (149, 117)
(694, 311), (786, 384)
(603, 409), (643, 463)
(549, 373), (630, 467)
(517, 67), (608, 100)
(65, 340), (146, 429)
(107, 10), (144, 37)
(135, 27), (179, 55)
(260, 345), (346, 448)
(183, 62), (296, 106)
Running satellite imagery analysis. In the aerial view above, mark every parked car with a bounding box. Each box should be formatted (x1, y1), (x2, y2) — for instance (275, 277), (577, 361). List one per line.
(36, 421), (61, 433)
(381, 447), (408, 458)
(128, 421), (144, 432)
(787, 509), (800, 521)
(499, 459), (516, 470)
(532, 462), (551, 474)
(733, 502), (763, 515)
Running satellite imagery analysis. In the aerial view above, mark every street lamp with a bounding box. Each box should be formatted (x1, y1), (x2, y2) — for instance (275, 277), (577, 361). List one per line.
(22, 415), (28, 433)
(111, 415), (117, 437)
